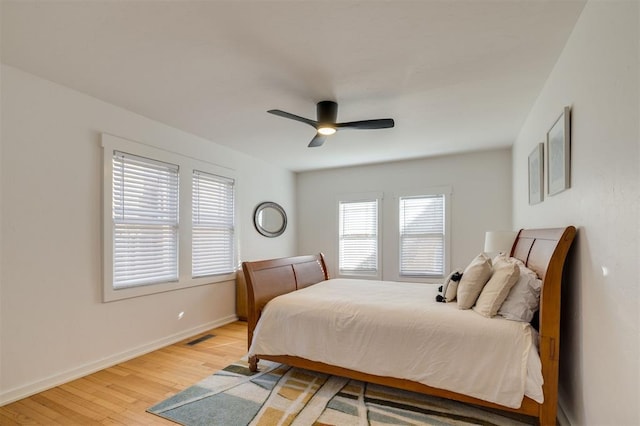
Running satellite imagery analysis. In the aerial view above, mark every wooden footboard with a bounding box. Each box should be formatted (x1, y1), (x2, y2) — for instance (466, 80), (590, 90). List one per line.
(242, 227), (576, 426)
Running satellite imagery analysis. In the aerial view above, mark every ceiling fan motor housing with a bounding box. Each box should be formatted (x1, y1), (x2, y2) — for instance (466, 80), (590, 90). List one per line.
(317, 101), (338, 126)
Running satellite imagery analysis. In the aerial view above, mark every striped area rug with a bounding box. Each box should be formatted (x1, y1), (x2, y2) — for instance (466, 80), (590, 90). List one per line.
(148, 359), (536, 425)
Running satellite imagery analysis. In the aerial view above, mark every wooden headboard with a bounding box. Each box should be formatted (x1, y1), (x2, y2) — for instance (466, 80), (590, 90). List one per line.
(242, 253), (329, 348)
(509, 226), (576, 421)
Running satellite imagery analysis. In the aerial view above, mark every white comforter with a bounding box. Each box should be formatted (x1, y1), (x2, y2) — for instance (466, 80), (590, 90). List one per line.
(249, 278), (543, 408)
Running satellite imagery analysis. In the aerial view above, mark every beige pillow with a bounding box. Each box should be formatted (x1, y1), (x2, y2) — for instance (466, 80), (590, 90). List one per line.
(457, 253), (493, 309)
(473, 257), (520, 317)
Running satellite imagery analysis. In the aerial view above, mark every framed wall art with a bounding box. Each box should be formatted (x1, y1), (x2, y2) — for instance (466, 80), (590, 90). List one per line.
(528, 143), (544, 205)
(547, 106), (571, 196)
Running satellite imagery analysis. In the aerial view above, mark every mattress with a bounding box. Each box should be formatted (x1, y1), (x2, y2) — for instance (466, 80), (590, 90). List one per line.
(249, 278), (543, 408)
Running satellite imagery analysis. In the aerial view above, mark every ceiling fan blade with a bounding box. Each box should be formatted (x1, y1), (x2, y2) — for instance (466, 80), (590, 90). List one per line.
(336, 118), (395, 130)
(267, 109), (317, 128)
(308, 134), (327, 148)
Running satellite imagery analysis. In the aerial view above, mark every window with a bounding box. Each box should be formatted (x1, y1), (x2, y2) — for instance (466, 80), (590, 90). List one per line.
(112, 152), (179, 289)
(338, 197), (380, 277)
(102, 134), (236, 302)
(192, 171), (235, 277)
(399, 194), (445, 277)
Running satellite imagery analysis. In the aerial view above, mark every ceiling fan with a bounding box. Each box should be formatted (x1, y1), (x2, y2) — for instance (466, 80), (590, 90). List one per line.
(267, 101), (395, 147)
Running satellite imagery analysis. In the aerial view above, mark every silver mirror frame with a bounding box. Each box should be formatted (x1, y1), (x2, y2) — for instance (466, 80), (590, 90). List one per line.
(253, 201), (287, 238)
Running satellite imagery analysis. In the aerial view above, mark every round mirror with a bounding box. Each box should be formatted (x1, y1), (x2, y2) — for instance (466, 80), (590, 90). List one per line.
(254, 202), (287, 238)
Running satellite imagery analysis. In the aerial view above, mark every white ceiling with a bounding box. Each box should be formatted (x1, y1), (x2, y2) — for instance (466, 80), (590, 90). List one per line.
(1, 1), (585, 172)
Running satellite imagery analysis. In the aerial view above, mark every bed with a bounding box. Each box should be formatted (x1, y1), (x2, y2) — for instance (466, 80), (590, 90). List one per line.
(242, 227), (576, 425)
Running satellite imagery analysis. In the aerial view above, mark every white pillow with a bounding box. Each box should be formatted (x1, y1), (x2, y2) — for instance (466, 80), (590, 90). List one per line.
(473, 257), (520, 317)
(457, 253), (493, 309)
(498, 262), (541, 322)
(441, 269), (463, 302)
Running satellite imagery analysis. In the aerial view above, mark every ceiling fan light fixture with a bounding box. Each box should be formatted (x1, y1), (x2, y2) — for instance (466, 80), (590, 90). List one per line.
(317, 126), (336, 136)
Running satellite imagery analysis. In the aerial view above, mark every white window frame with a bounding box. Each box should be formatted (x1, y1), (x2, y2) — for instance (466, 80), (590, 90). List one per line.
(102, 133), (237, 302)
(394, 186), (451, 282)
(336, 192), (382, 279)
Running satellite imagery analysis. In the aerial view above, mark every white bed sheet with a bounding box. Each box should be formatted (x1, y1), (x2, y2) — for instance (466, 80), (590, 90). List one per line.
(249, 278), (543, 408)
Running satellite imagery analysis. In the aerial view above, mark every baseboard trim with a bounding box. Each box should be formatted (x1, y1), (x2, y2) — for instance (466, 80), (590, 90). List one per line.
(557, 398), (571, 426)
(0, 315), (238, 406)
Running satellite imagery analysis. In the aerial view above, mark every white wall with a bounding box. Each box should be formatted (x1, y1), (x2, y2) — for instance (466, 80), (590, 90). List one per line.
(0, 65), (297, 404)
(512, 2), (639, 424)
(296, 149), (512, 280)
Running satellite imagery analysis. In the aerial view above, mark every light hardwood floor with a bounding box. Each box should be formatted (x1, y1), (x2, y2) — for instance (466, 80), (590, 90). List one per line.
(0, 321), (248, 425)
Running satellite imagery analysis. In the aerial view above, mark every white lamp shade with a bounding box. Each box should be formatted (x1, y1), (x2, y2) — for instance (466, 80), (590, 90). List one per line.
(484, 231), (517, 255)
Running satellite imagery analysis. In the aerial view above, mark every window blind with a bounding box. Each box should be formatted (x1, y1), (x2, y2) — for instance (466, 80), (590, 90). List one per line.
(339, 200), (378, 275)
(192, 170), (235, 277)
(112, 151), (179, 289)
(399, 195), (445, 277)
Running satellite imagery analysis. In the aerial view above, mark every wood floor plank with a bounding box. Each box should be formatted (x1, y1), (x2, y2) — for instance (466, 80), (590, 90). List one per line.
(59, 383), (127, 415)
(29, 394), (101, 425)
(9, 400), (66, 426)
(0, 411), (23, 426)
(82, 378), (138, 405)
(106, 408), (176, 426)
(38, 388), (109, 422)
(0, 321), (248, 425)
(0, 404), (35, 425)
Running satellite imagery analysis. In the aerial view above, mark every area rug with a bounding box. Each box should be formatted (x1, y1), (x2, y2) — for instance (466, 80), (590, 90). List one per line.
(148, 359), (536, 426)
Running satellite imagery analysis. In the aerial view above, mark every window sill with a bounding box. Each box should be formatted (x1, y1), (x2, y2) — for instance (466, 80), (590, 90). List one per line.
(337, 273), (381, 280)
(103, 272), (236, 302)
